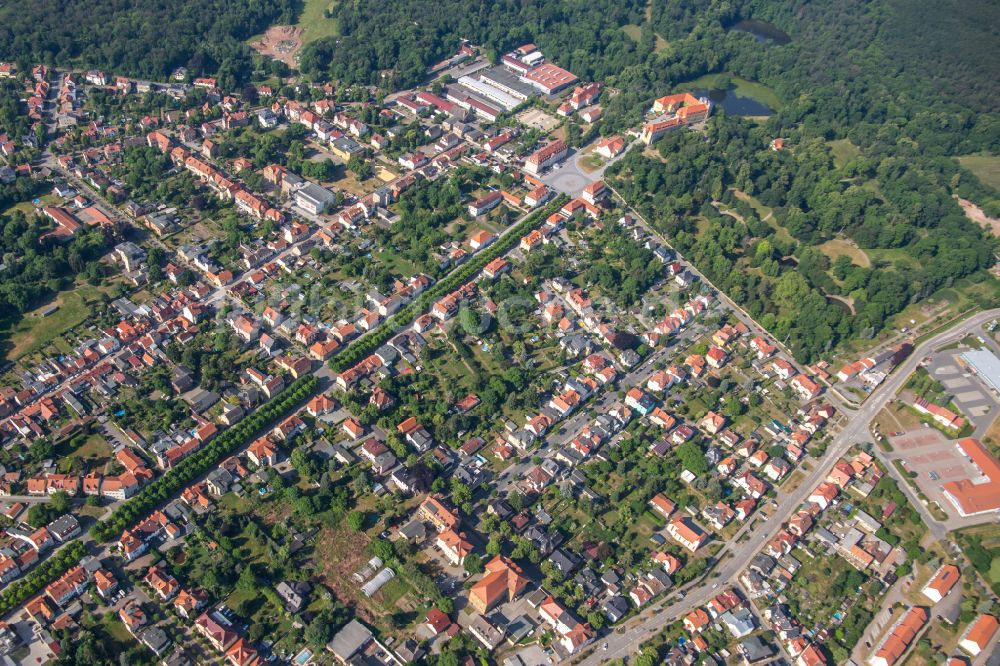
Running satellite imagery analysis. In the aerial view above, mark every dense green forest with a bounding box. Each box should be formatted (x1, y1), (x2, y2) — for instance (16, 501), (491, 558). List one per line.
(0, 0), (299, 87)
(607, 121), (993, 360)
(600, 0), (1000, 361)
(310, 0), (1000, 363)
(299, 0), (649, 89)
(308, 0), (989, 361)
(723, 0), (1000, 114)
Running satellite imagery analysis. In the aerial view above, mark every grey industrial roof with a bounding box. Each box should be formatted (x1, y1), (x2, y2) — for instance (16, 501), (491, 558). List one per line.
(326, 619), (373, 660)
(962, 348), (1000, 394)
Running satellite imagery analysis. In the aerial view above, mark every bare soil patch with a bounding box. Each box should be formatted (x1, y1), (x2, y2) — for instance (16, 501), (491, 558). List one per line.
(251, 25), (304, 68)
(957, 196), (1000, 236)
(516, 108), (559, 133)
(312, 525), (374, 619)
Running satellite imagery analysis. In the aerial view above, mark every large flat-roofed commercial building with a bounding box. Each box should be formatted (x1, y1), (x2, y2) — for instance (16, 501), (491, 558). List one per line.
(478, 67), (537, 101)
(942, 438), (1000, 517)
(961, 348), (1000, 394)
(457, 76), (522, 111)
(520, 63), (578, 95)
(445, 87), (502, 122)
(294, 182), (337, 215)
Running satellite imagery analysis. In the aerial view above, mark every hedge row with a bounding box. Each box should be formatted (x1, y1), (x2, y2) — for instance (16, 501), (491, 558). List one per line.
(90, 375), (319, 542)
(331, 194), (569, 372)
(0, 540), (86, 617)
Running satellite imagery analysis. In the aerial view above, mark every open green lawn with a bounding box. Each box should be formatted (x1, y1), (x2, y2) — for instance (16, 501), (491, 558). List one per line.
(331, 168), (379, 198)
(247, 0), (338, 49)
(374, 576), (410, 607)
(1, 194), (58, 220)
(958, 154), (1000, 191)
(620, 0), (668, 52)
(729, 188), (797, 245)
(374, 247), (420, 279)
(621, 24), (669, 51)
(621, 24), (642, 41)
(2, 286), (93, 361)
(579, 153), (606, 173)
(730, 189), (772, 217)
(298, 0), (340, 44)
(818, 238), (871, 268)
(1, 200), (39, 219)
(828, 138), (862, 169)
(101, 617), (135, 645)
(865, 247), (921, 270)
(677, 74), (783, 111)
(225, 585), (259, 611)
(56, 432), (112, 472)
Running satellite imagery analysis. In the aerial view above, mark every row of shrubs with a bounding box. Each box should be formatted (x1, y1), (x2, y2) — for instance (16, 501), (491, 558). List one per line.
(90, 375), (319, 542)
(330, 195), (569, 372)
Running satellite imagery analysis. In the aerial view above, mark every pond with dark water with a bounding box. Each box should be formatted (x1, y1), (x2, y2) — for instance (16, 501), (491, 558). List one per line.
(692, 87), (774, 117)
(727, 19), (791, 45)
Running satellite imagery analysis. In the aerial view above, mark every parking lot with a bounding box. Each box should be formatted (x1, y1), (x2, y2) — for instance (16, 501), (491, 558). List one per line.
(888, 429), (980, 512)
(927, 350), (999, 435)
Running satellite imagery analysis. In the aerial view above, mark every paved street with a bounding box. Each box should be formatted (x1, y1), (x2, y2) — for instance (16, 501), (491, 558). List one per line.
(540, 138), (636, 198)
(16, 64), (1000, 666)
(575, 308), (1000, 666)
(494, 329), (696, 495)
(523, 153), (1000, 664)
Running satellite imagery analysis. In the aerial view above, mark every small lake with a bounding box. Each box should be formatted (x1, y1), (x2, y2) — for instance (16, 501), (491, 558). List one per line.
(727, 19), (791, 45)
(692, 88), (773, 117)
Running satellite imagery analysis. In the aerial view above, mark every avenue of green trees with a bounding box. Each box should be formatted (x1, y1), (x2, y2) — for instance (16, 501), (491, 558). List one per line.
(0, 0), (996, 363)
(297, 0), (1000, 361)
(91, 375), (318, 542)
(329, 196), (568, 372)
(0, 540), (86, 616)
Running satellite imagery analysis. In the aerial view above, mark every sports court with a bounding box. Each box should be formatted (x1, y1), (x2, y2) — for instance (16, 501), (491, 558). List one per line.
(516, 108), (560, 133)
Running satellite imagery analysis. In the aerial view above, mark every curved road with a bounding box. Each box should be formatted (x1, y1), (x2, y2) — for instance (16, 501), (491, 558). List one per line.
(575, 308), (1000, 665)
